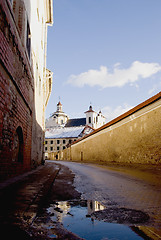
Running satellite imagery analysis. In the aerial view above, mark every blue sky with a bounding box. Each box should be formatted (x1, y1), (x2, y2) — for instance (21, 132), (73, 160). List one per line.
(46, 0), (161, 122)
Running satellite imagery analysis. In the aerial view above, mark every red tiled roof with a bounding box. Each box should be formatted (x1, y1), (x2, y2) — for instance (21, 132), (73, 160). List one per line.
(84, 109), (95, 113)
(84, 105), (96, 113)
(57, 101), (62, 106)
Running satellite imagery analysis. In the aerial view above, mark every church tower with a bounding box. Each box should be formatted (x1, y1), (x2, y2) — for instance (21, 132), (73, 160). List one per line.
(85, 105), (97, 128)
(57, 101), (62, 112)
(46, 101), (68, 128)
(85, 105), (106, 129)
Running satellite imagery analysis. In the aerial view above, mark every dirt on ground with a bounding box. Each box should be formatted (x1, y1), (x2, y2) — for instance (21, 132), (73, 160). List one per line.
(0, 162), (82, 240)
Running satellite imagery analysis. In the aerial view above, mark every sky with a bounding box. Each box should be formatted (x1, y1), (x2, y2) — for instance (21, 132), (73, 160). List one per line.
(46, 0), (161, 122)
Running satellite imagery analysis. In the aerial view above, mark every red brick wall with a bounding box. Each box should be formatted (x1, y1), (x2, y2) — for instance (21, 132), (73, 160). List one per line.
(0, 0), (34, 181)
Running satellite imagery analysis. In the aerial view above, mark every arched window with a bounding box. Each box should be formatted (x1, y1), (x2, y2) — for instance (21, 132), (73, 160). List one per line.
(12, 126), (24, 163)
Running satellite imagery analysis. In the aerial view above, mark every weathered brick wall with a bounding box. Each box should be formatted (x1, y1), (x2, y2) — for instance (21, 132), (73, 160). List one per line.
(62, 95), (161, 165)
(0, 0), (34, 181)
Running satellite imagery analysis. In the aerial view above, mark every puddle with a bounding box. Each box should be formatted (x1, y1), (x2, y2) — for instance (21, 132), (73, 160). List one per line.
(49, 234), (57, 238)
(47, 200), (148, 240)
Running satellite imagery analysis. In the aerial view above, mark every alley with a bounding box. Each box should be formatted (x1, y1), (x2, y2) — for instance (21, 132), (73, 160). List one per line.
(0, 160), (161, 239)
(51, 160), (161, 239)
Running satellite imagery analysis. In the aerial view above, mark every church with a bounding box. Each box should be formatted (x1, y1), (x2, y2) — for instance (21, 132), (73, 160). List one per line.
(44, 101), (105, 159)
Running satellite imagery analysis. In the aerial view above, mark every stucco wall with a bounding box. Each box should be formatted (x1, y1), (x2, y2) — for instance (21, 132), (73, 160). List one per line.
(62, 96), (161, 165)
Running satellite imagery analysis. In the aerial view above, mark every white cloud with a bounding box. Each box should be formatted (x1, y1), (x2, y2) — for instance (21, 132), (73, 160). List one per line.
(102, 104), (133, 122)
(67, 61), (161, 88)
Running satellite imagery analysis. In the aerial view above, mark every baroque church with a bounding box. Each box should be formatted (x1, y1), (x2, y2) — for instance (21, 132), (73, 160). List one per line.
(44, 101), (105, 159)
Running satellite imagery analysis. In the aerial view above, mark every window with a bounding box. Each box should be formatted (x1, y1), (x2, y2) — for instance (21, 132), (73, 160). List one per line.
(89, 117), (91, 124)
(37, 0), (40, 21)
(50, 140), (53, 144)
(45, 141), (48, 144)
(63, 140), (66, 144)
(69, 139), (72, 144)
(57, 146), (59, 151)
(39, 137), (42, 151)
(26, 20), (31, 59)
(96, 117), (98, 123)
(39, 77), (41, 95)
(61, 120), (63, 124)
(57, 140), (60, 144)
(63, 146), (66, 150)
(45, 147), (47, 151)
(35, 64), (38, 87)
(50, 147), (53, 151)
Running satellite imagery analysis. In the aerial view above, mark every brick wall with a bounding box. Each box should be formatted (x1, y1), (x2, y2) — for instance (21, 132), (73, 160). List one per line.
(0, 0), (34, 181)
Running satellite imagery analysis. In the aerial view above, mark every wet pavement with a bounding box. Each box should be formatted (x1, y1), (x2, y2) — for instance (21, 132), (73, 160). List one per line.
(52, 161), (161, 240)
(0, 160), (161, 239)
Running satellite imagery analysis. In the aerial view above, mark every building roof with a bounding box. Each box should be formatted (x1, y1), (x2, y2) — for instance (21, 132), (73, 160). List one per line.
(45, 126), (85, 139)
(51, 112), (68, 117)
(65, 118), (86, 127)
(84, 105), (96, 113)
(57, 101), (62, 106)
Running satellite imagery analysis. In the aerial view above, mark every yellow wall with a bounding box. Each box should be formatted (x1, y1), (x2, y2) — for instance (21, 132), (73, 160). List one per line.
(61, 98), (161, 165)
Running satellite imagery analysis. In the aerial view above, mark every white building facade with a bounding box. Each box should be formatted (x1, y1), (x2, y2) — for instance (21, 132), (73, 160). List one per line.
(30, 0), (53, 165)
(85, 105), (106, 129)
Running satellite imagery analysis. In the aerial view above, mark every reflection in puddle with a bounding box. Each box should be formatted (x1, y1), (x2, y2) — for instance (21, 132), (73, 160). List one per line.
(47, 200), (145, 240)
(49, 234), (57, 238)
(87, 200), (105, 215)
